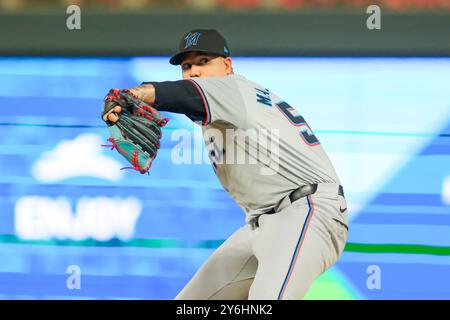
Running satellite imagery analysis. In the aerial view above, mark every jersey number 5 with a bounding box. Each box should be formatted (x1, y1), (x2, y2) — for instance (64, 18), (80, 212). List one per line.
(275, 101), (320, 146)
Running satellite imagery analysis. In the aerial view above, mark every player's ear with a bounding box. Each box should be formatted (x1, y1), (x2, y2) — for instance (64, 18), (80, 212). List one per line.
(224, 57), (233, 75)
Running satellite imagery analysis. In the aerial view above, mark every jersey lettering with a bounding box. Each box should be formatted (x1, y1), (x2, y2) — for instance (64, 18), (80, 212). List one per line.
(275, 101), (320, 146)
(255, 88), (272, 107)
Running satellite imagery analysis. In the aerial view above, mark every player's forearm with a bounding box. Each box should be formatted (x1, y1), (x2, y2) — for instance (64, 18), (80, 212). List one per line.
(129, 83), (156, 106)
(139, 80), (207, 123)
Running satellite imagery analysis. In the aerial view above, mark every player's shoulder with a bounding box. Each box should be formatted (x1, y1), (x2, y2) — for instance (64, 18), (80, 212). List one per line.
(227, 74), (257, 86)
(232, 74), (271, 91)
(221, 74), (270, 95)
(191, 74), (271, 100)
(191, 74), (253, 86)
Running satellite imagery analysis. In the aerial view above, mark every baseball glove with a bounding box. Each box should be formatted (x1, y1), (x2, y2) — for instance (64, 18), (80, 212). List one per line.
(101, 88), (168, 174)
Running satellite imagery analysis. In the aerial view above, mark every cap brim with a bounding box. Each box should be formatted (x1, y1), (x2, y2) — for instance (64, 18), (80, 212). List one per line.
(169, 49), (227, 65)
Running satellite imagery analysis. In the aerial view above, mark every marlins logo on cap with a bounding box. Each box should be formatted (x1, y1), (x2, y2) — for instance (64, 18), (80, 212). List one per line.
(184, 32), (202, 49)
(170, 29), (231, 65)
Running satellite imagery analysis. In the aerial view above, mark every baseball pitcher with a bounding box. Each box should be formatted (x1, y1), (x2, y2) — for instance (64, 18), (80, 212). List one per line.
(102, 29), (349, 300)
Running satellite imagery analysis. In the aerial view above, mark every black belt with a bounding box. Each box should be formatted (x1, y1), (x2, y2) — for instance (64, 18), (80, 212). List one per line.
(265, 184), (344, 215)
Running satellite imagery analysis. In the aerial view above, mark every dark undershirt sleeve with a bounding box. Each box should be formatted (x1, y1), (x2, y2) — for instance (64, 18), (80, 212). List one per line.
(142, 80), (208, 124)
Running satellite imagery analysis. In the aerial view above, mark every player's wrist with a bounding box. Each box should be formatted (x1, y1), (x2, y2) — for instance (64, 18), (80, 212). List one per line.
(130, 84), (156, 106)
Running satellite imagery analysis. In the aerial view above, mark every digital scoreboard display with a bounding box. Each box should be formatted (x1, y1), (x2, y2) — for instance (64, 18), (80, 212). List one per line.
(1, 57), (449, 299)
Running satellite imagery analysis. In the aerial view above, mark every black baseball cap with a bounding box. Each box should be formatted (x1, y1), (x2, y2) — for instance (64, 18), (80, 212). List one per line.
(169, 29), (231, 66)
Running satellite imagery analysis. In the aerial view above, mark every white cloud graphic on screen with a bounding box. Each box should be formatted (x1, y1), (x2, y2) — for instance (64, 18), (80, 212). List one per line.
(32, 133), (124, 182)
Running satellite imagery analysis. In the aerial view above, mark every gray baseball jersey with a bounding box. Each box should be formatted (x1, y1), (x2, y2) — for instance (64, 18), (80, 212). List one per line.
(176, 74), (349, 300)
(189, 74), (340, 220)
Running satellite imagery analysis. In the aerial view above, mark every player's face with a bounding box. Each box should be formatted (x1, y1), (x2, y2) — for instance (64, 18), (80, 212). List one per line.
(181, 53), (233, 79)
